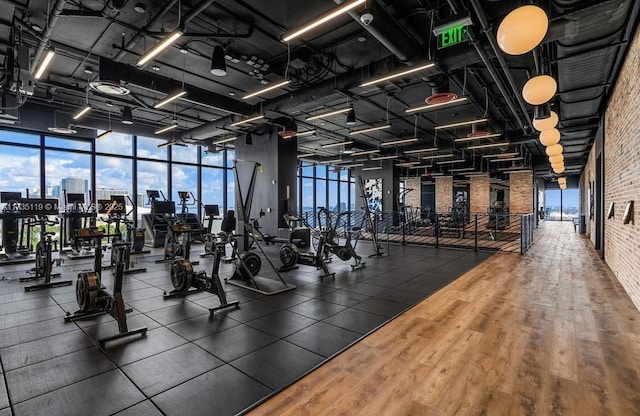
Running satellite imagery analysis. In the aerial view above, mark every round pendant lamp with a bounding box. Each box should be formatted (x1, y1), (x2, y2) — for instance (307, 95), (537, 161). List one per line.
(558, 177), (567, 185)
(533, 111), (559, 132)
(540, 128), (561, 146)
(549, 154), (564, 164)
(497, 5), (549, 55)
(545, 144), (563, 157)
(553, 165), (566, 174)
(523, 75), (557, 105)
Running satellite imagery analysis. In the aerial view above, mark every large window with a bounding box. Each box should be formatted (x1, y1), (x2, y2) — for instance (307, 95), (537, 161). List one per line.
(172, 144), (198, 164)
(95, 156), (133, 211)
(171, 164), (198, 213)
(44, 149), (92, 206)
(95, 132), (133, 156)
(297, 163), (353, 224)
(0, 144), (41, 197)
(545, 188), (580, 221)
(137, 160), (168, 221)
(0, 131), (40, 146)
(45, 137), (92, 151)
(137, 136), (167, 160)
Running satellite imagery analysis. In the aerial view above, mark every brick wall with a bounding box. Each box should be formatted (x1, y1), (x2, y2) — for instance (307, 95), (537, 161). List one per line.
(435, 176), (453, 213)
(509, 171), (533, 214)
(602, 25), (640, 311)
(581, 143), (597, 244)
(404, 177), (421, 209)
(470, 174), (490, 213)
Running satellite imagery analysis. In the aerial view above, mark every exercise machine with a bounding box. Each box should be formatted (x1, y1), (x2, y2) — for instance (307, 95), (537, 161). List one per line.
(0, 191), (34, 264)
(156, 218), (198, 265)
(99, 196), (147, 274)
(357, 176), (386, 258)
(19, 198), (73, 291)
(278, 214), (335, 280)
(176, 191), (205, 243)
(64, 229), (147, 348)
(319, 208), (365, 270)
(225, 160), (295, 295)
(141, 190), (174, 248)
(164, 238), (239, 315)
(61, 190), (97, 259)
(201, 204), (221, 257)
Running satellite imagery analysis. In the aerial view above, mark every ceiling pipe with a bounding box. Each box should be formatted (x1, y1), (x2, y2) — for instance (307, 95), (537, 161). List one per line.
(469, 0), (535, 134)
(181, 0), (217, 25)
(333, 0), (421, 65)
(113, 0), (178, 61)
(180, 114), (236, 142)
(30, 0), (67, 74)
(467, 28), (528, 134)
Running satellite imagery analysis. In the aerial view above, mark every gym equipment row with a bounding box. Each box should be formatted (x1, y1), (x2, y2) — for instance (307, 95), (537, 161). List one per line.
(64, 228), (147, 348)
(142, 190), (205, 248)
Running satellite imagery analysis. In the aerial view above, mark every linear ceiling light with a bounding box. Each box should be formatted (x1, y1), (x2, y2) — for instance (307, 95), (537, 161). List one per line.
(404, 147), (438, 154)
(380, 138), (419, 146)
(297, 130), (316, 137)
(453, 133), (502, 142)
(349, 124), (391, 135)
(137, 29), (183, 67)
(96, 130), (112, 140)
(407, 165), (431, 169)
(371, 155), (398, 161)
(72, 105), (91, 120)
(434, 118), (489, 130)
(157, 141), (187, 148)
(306, 107), (351, 121)
(449, 167), (478, 172)
(298, 153), (315, 158)
(321, 140), (354, 148)
(350, 149), (380, 156)
(484, 152), (520, 159)
(405, 97), (468, 113)
(34, 48), (55, 80)
(467, 142), (510, 150)
(422, 172), (445, 176)
(489, 157), (523, 162)
(212, 136), (237, 145)
(153, 90), (187, 109)
(362, 166), (383, 171)
(154, 123), (178, 135)
(436, 158), (467, 164)
(360, 62), (436, 87)
(397, 161), (420, 167)
(242, 80), (291, 100)
(282, 0), (366, 42)
(423, 154), (454, 160)
(230, 114), (265, 127)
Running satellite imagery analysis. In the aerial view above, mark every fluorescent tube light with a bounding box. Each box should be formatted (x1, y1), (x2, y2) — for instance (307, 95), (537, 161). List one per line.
(34, 49), (55, 80)
(370, 155), (398, 161)
(422, 154), (454, 160)
(453, 133), (502, 142)
(154, 123), (178, 135)
(404, 147), (438, 154)
(360, 63), (436, 87)
(351, 149), (380, 156)
(397, 161), (421, 167)
(230, 115), (265, 127)
(349, 124), (391, 135)
(298, 153), (315, 158)
(321, 140), (353, 148)
(212, 136), (237, 145)
(405, 97), (468, 113)
(72, 105), (91, 120)
(154, 90), (187, 109)
(434, 118), (488, 130)
(467, 142), (510, 150)
(242, 80), (291, 100)
(282, 0), (366, 42)
(306, 108), (351, 121)
(362, 166), (383, 171)
(436, 158), (467, 164)
(380, 138), (418, 146)
(483, 152), (520, 158)
(137, 30), (183, 67)
(489, 157), (523, 162)
(297, 130), (316, 137)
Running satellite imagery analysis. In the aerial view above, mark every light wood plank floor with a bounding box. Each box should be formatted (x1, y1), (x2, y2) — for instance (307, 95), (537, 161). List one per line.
(247, 221), (640, 416)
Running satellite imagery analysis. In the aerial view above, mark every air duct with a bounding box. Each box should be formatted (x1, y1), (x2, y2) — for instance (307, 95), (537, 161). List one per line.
(180, 114), (236, 142)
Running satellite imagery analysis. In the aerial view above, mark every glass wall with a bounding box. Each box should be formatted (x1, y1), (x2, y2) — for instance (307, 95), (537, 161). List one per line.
(545, 188), (580, 221)
(297, 163), (354, 226)
(0, 144), (41, 198)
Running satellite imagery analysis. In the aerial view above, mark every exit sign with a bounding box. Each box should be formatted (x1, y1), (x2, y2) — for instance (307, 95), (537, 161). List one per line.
(438, 24), (469, 49)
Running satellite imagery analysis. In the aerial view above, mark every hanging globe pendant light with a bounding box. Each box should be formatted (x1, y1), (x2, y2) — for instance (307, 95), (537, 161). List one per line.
(497, 5), (549, 55)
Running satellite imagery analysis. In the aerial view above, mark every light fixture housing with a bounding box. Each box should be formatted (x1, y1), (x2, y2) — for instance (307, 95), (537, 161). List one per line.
(434, 118), (488, 130)
(122, 106), (134, 124)
(349, 124), (391, 135)
(380, 138), (418, 146)
(346, 107), (357, 125)
(282, 0), (366, 42)
(350, 149), (380, 156)
(404, 147), (438, 154)
(545, 144), (563, 157)
(539, 128), (561, 147)
(549, 154), (564, 164)
(533, 110), (559, 132)
(242, 80), (291, 100)
(210, 45), (227, 76)
(359, 62), (436, 87)
(212, 136), (238, 145)
(370, 155), (398, 161)
(497, 5), (549, 55)
(230, 114), (265, 127)
(362, 166), (383, 171)
(296, 130), (316, 137)
(34, 48), (55, 80)
(154, 122), (178, 135)
(405, 97), (468, 113)
(523, 75), (557, 105)
(306, 107), (351, 121)
(137, 29), (183, 66)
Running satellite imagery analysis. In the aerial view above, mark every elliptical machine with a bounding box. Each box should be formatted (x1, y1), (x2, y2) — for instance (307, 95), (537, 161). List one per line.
(278, 214), (335, 280)
(65, 229), (147, 348)
(318, 208), (365, 270)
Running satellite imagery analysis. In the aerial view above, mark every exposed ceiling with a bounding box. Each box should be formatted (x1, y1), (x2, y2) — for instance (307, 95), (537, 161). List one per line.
(0, 0), (638, 181)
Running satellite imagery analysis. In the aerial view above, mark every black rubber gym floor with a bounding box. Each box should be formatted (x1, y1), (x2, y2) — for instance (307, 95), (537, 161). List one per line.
(0, 243), (493, 416)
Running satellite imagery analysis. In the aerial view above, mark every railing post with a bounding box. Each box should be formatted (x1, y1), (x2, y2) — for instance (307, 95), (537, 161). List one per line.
(474, 214), (478, 251)
(435, 213), (439, 248)
(402, 220), (406, 246)
(520, 215), (524, 255)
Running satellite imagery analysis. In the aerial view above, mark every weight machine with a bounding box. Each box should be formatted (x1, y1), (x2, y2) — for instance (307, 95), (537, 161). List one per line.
(225, 160), (295, 295)
(64, 229), (147, 348)
(163, 237), (239, 315)
(18, 198), (73, 291)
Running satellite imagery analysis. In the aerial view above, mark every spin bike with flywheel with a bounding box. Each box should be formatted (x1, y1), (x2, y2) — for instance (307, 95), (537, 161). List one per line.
(278, 214), (335, 280)
(318, 208), (365, 270)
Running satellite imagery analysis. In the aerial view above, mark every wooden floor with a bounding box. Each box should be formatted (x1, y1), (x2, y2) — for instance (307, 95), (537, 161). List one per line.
(247, 221), (640, 416)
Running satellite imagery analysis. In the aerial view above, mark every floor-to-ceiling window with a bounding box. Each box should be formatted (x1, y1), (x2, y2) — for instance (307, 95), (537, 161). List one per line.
(297, 163), (354, 227)
(545, 188), (580, 221)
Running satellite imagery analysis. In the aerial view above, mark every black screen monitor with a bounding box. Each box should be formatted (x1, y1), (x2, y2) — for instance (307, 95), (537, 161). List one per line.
(204, 204), (220, 216)
(178, 191), (190, 200)
(67, 193), (85, 204)
(147, 190), (160, 199)
(1, 191), (22, 203)
(110, 195), (126, 214)
(97, 199), (111, 214)
(153, 200), (175, 215)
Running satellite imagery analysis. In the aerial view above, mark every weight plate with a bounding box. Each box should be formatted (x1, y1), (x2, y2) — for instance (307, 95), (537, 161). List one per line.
(279, 244), (299, 268)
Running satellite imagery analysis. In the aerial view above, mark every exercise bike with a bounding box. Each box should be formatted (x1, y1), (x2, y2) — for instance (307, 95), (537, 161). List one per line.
(22, 215), (73, 292)
(164, 238), (240, 315)
(278, 214), (335, 280)
(318, 208), (365, 270)
(156, 218), (198, 265)
(65, 229), (147, 348)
